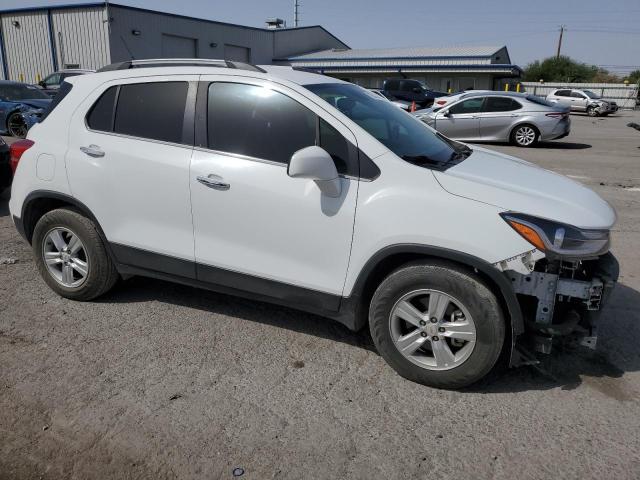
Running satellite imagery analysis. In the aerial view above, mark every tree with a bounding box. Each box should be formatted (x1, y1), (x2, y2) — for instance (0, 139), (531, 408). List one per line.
(522, 56), (614, 83)
(625, 70), (640, 85)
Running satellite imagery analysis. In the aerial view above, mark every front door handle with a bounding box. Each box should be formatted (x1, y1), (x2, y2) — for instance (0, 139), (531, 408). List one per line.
(197, 174), (230, 191)
(80, 145), (105, 157)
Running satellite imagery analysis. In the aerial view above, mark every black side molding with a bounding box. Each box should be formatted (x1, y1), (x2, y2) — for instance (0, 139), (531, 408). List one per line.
(346, 244), (524, 336)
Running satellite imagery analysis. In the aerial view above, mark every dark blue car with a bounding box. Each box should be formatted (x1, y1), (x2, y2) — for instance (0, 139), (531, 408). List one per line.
(0, 81), (51, 138)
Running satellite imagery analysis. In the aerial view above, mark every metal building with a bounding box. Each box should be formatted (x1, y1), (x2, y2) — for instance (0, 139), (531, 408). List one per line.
(279, 46), (522, 92)
(0, 2), (349, 82)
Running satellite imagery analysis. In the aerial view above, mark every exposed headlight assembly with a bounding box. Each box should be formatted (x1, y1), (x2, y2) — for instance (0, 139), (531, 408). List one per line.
(501, 212), (610, 258)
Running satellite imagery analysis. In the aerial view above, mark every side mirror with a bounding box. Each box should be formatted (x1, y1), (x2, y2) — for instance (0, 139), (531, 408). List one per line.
(442, 110), (451, 117)
(38, 80), (46, 88)
(288, 146), (341, 198)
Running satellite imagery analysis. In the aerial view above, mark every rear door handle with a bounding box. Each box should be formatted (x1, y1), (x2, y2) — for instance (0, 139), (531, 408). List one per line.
(80, 145), (105, 157)
(197, 174), (230, 191)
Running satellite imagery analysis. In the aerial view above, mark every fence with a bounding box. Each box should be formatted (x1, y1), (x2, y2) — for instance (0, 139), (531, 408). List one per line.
(520, 82), (639, 109)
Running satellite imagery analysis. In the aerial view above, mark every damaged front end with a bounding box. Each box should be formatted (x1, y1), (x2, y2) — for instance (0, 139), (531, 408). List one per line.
(495, 213), (618, 365)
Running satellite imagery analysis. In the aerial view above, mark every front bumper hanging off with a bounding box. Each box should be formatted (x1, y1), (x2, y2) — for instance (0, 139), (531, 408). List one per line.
(506, 252), (618, 363)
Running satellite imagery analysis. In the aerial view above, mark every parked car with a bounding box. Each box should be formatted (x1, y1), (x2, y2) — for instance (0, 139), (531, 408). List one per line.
(38, 69), (95, 97)
(546, 88), (618, 117)
(9, 60), (617, 389)
(431, 90), (493, 110)
(0, 81), (52, 138)
(414, 92), (571, 147)
(383, 79), (448, 108)
(0, 136), (10, 190)
(368, 88), (412, 111)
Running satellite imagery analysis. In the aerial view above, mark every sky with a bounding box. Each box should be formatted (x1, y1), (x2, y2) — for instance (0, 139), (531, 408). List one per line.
(2, 0), (640, 74)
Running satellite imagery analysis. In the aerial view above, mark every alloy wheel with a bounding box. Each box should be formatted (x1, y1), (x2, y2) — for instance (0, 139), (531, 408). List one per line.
(514, 126), (536, 146)
(389, 289), (476, 371)
(42, 227), (89, 288)
(7, 113), (28, 138)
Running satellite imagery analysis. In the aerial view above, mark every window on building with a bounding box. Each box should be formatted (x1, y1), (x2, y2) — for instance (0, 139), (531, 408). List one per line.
(207, 82), (316, 164)
(483, 97), (522, 112)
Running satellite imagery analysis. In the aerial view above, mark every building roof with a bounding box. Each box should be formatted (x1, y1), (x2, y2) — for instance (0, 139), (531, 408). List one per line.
(281, 45), (521, 76)
(285, 45), (506, 61)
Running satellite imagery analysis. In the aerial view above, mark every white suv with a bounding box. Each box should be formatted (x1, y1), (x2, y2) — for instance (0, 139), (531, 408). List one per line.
(9, 59), (619, 389)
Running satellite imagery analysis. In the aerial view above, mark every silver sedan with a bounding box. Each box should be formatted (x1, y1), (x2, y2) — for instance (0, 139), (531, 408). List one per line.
(413, 92), (571, 147)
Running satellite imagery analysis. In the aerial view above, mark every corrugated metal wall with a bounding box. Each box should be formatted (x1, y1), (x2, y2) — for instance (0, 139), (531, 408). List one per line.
(108, 6), (274, 64)
(0, 11), (53, 83)
(51, 7), (110, 70)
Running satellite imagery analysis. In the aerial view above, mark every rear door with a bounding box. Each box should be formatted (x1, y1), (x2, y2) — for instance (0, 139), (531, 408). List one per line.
(435, 97), (484, 140)
(66, 76), (198, 274)
(189, 76), (359, 308)
(478, 96), (523, 140)
(570, 90), (588, 111)
(551, 89), (572, 108)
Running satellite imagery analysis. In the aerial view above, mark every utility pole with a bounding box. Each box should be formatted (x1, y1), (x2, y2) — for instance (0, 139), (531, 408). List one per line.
(556, 25), (565, 59)
(294, 0), (300, 27)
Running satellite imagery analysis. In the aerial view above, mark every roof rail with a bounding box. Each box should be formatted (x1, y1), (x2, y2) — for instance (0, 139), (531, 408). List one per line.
(97, 58), (267, 73)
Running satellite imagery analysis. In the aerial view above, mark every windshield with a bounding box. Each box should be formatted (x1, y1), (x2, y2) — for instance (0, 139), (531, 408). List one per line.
(304, 83), (471, 170)
(583, 90), (600, 99)
(0, 83), (50, 101)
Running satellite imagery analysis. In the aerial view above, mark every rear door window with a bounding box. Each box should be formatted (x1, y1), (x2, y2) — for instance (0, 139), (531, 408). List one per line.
(114, 82), (188, 143)
(86, 81), (189, 144)
(555, 90), (571, 97)
(483, 97), (522, 112)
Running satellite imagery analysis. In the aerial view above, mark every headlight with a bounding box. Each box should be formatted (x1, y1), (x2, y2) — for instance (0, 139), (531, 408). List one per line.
(500, 212), (610, 258)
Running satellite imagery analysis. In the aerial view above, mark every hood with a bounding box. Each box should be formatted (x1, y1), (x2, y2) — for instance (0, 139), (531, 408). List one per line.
(433, 146), (616, 230)
(14, 99), (51, 110)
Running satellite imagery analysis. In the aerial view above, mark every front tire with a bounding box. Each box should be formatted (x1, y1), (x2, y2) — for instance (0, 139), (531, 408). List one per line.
(369, 262), (505, 389)
(587, 106), (599, 117)
(32, 208), (119, 301)
(511, 124), (538, 147)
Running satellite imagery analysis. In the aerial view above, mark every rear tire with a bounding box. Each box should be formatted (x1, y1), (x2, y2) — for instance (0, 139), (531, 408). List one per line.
(369, 261), (505, 389)
(7, 112), (27, 138)
(32, 208), (119, 301)
(511, 124), (538, 147)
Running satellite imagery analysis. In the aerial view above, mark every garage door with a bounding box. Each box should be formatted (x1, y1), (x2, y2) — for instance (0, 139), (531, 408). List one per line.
(161, 34), (197, 58)
(224, 44), (251, 63)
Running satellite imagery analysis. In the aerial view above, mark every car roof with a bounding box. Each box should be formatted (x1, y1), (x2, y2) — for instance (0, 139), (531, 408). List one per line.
(66, 63), (345, 88)
(57, 69), (95, 74)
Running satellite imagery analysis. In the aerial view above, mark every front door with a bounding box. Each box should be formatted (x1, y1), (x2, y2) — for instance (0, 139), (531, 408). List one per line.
(435, 97), (484, 140)
(570, 90), (588, 111)
(66, 77), (198, 272)
(190, 77), (358, 309)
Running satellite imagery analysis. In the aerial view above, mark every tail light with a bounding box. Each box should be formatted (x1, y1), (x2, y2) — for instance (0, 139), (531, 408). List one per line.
(9, 139), (34, 174)
(546, 112), (568, 119)
(436, 100), (447, 105)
